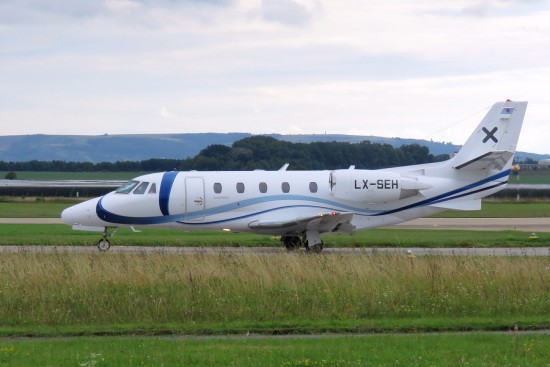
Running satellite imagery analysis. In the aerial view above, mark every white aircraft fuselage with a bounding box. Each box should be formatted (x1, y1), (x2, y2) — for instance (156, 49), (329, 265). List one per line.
(61, 101), (528, 251)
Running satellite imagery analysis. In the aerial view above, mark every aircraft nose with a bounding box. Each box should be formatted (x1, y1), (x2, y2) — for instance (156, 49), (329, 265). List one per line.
(61, 205), (79, 225)
(61, 198), (100, 226)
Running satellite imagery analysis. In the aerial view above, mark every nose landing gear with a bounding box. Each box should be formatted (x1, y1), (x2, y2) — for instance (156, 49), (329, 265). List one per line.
(98, 227), (118, 251)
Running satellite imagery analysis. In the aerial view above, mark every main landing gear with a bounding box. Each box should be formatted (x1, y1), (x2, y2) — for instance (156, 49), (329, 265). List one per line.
(98, 227), (118, 251)
(281, 234), (324, 253)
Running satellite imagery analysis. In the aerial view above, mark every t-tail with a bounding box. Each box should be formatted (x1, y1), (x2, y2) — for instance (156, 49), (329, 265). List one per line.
(417, 100), (527, 212)
(451, 100), (527, 174)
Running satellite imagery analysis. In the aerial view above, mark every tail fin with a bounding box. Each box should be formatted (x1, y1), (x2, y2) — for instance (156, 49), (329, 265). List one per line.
(451, 100), (527, 171)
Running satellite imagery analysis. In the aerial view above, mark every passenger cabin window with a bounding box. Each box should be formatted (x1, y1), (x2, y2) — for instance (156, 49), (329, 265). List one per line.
(213, 182), (222, 194)
(133, 182), (149, 195)
(236, 182), (245, 193)
(282, 182), (290, 193)
(259, 182), (267, 193)
(116, 180), (139, 194)
(309, 182), (318, 193)
(148, 183), (157, 194)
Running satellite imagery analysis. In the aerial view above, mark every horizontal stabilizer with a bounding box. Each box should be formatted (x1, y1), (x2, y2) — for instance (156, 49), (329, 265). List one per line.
(429, 199), (481, 211)
(453, 151), (514, 170)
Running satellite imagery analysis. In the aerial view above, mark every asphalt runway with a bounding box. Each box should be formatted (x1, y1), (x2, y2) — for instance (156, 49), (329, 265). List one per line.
(1, 245), (548, 256)
(394, 217), (550, 233)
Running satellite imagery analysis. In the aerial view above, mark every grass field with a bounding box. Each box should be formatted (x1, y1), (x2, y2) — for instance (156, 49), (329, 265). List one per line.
(0, 200), (77, 218)
(1, 333), (549, 366)
(0, 253), (547, 336)
(0, 224), (548, 247)
(511, 169), (550, 185)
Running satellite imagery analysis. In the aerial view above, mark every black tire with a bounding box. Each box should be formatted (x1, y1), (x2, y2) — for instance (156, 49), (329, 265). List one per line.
(282, 236), (301, 251)
(97, 238), (111, 251)
(311, 242), (324, 253)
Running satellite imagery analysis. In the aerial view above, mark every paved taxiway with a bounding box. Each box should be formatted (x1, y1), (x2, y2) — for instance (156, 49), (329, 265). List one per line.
(0, 245), (548, 256)
(394, 217), (550, 232)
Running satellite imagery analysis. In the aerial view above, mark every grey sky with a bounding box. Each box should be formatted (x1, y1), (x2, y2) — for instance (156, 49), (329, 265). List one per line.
(1, 0), (549, 153)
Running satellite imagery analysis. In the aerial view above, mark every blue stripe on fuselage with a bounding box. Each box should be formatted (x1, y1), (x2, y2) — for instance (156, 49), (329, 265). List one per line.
(96, 196), (184, 225)
(159, 171), (178, 216)
(371, 169), (510, 216)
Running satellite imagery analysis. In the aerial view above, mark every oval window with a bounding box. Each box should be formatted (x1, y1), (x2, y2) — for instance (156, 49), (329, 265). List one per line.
(309, 182), (318, 193)
(282, 182), (290, 193)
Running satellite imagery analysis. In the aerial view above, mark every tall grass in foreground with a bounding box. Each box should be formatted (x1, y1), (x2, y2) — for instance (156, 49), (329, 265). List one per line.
(0, 253), (548, 327)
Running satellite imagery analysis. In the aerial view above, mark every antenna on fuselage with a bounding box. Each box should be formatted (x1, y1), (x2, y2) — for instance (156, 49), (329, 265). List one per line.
(279, 163), (290, 171)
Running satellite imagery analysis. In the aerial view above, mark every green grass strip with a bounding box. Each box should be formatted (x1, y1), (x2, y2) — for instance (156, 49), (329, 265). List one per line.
(0, 223), (548, 247)
(0, 332), (549, 366)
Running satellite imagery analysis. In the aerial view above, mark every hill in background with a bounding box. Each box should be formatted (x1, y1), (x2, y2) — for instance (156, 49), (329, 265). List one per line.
(0, 133), (546, 163)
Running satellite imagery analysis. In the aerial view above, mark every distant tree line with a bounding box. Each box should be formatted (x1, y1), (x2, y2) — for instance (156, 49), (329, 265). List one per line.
(0, 136), (449, 172)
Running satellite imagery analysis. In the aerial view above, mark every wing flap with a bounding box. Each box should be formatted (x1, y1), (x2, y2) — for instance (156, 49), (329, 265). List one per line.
(248, 212), (355, 234)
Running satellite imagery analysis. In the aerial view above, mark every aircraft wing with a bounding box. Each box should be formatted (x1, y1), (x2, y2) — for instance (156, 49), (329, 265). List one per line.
(248, 212), (356, 235)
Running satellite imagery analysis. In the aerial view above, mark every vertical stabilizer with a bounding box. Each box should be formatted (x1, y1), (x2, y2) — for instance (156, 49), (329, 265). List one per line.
(451, 100), (527, 170)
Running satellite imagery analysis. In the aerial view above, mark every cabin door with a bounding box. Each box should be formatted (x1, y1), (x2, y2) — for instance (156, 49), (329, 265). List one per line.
(185, 177), (205, 221)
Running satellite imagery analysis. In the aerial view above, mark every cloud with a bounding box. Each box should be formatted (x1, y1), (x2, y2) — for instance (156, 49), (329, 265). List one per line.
(428, 0), (546, 17)
(260, 0), (315, 27)
(2, 0), (550, 155)
(0, 0), (105, 24)
(0, 0), (237, 26)
(160, 106), (176, 119)
(105, 0), (142, 12)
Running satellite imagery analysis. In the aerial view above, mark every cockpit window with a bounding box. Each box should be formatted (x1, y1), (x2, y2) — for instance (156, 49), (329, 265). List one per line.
(115, 180), (139, 194)
(148, 183), (157, 194)
(133, 182), (149, 195)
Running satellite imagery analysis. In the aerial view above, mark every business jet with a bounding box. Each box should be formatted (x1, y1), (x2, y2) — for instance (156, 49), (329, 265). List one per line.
(61, 100), (527, 251)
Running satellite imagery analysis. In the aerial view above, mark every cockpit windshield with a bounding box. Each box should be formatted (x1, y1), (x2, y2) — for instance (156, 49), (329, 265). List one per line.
(115, 180), (139, 194)
(133, 182), (149, 195)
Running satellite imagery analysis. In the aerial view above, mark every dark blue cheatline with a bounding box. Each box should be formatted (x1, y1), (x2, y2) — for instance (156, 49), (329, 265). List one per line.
(96, 197), (184, 225)
(159, 171), (178, 216)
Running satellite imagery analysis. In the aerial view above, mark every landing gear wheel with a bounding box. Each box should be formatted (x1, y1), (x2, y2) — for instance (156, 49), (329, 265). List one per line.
(282, 236), (302, 251)
(311, 242), (324, 253)
(97, 238), (111, 251)
(305, 241), (324, 253)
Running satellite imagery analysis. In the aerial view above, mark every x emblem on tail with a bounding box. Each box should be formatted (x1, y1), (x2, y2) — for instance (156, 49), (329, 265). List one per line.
(482, 127), (498, 143)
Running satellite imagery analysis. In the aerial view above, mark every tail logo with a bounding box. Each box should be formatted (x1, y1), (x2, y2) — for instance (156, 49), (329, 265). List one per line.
(482, 127), (498, 143)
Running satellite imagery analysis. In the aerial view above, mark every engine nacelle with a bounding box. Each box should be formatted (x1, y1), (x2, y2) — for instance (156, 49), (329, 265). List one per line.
(329, 168), (430, 203)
